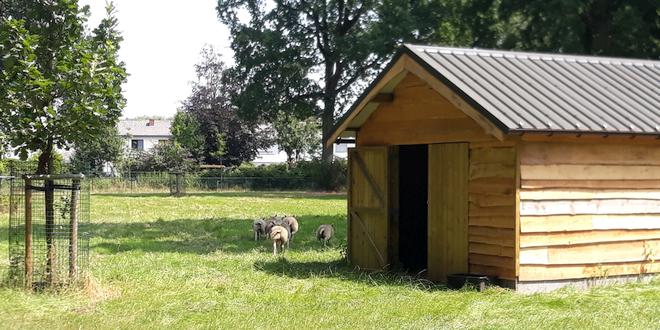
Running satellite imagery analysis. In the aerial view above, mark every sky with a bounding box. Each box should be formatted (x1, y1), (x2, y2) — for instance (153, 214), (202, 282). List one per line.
(80, 0), (233, 118)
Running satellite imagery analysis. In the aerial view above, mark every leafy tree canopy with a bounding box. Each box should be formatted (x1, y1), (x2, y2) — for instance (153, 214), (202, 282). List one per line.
(181, 46), (272, 166)
(273, 112), (320, 164)
(497, 0), (659, 58)
(69, 126), (125, 174)
(0, 0), (127, 174)
(171, 110), (205, 161)
(217, 0), (452, 161)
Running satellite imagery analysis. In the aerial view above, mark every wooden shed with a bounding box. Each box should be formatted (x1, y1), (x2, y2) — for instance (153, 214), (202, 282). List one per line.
(327, 45), (660, 292)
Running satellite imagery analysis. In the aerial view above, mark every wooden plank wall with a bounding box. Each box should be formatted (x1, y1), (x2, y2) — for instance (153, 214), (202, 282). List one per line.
(519, 141), (660, 281)
(468, 143), (518, 280)
(356, 74), (494, 146)
(428, 143), (469, 281)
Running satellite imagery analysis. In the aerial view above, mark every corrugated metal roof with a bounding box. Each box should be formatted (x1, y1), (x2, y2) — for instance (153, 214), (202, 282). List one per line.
(117, 119), (172, 137)
(405, 44), (660, 135)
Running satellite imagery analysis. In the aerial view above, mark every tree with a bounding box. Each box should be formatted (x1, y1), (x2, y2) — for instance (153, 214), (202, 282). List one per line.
(497, 0), (659, 58)
(273, 112), (320, 164)
(69, 126), (125, 175)
(0, 1), (127, 173)
(181, 46), (271, 166)
(0, 1), (126, 284)
(171, 110), (205, 161)
(128, 142), (196, 172)
(217, 0), (450, 161)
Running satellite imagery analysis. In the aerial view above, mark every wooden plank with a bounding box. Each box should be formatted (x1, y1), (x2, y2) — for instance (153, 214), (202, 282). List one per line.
(468, 178), (516, 196)
(521, 164), (660, 181)
(469, 264), (516, 279)
(521, 189), (660, 201)
(521, 229), (660, 248)
(469, 242), (515, 257)
(469, 231), (515, 247)
(470, 147), (516, 165)
(470, 163), (516, 180)
(521, 133), (660, 145)
(519, 239), (660, 265)
(358, 117), (492, 146)
(521, 214), (660, 233)
(519, 261), (660, 281)
(468, 253), (515, 269)
(469, 193), (515, 207)
(468, 216), (515, 229)
(469, 204), (516, 217)
(514, 141), (521, 277)
(521, 180), (660, 190)
(520, 142), (660, 166)
(428, 143), (469, 281)
(24, 179), (33, 289)
(521, 199), (660, 216)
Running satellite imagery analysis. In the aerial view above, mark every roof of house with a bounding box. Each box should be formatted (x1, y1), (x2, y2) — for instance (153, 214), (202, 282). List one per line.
(117, 119), (172, 137)
(329, 44), (660, 143)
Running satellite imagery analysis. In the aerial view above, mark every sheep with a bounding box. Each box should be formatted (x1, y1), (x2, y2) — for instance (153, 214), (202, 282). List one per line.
(252, 219), (266, 241)
(316, 224), (334, 246)
(270, 225), (289, 255)
(282, 215), (299, 241)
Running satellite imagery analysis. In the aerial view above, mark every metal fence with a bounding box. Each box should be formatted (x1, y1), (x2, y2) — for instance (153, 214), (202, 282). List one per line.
(88, 173), (316, 194)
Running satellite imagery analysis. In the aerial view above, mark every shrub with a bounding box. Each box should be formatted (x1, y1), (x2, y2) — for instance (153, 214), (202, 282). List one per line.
(200, 158), (347, 191)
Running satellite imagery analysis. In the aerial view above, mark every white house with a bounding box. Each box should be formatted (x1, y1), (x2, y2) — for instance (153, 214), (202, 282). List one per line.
(117, 119), (173, 152)
(252, 142), (354, 165)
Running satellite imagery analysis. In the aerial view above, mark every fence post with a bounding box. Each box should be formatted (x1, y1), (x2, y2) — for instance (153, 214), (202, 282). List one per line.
(24, 177), (33, 289)
(69, 178), (80, 280)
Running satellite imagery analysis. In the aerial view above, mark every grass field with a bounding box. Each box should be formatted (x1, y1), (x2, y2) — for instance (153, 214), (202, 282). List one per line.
(0, 192), (659, 329)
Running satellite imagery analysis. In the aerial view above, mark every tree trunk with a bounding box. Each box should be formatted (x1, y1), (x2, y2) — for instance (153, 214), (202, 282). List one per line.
(37, 140), (57, 284)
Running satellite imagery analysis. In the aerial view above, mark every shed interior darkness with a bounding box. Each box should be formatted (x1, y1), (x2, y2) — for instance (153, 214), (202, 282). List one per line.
(397, 144), (428, 272)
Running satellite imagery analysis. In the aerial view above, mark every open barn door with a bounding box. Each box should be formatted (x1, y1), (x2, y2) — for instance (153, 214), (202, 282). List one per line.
(427, 143), (469, 281)
(348, 147), (390, 270)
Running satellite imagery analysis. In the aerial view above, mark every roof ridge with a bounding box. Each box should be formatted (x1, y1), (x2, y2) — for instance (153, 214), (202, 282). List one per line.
(404, 44), (660, 67)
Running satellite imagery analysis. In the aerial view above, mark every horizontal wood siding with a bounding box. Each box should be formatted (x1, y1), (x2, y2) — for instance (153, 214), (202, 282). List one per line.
(519, 141), (660, 281)
(468, 144), (517, 280)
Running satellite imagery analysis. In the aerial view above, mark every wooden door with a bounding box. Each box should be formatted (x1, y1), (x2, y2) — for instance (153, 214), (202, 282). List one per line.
(348, 147), (390, 270)
(427, 143), (469, 281)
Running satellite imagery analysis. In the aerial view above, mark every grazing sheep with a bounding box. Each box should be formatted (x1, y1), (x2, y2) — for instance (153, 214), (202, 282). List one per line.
(282, 215), (299, 241)
(316, 224), (334, 246)
(270, 225), (289, 255)
(252, 219), (266, 241)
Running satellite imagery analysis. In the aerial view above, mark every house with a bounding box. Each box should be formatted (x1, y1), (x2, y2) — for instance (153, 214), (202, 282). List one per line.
(118, 119), (172, 152)
(252, 143), (354, 165)
(326, 44), (660, 292)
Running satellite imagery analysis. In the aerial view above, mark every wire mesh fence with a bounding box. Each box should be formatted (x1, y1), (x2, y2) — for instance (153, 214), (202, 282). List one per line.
(6, 167), (90, 289)
(88, 173), (317, 194)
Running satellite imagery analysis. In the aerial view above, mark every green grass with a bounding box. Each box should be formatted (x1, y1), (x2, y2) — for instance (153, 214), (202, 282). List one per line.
(0, 191), (659, 329)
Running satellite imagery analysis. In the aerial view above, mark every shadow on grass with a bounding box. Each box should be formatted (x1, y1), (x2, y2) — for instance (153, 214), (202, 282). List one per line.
(254, 258), (450, 291)
(92, 191), (347, 200)
(89, 214), (347, 255)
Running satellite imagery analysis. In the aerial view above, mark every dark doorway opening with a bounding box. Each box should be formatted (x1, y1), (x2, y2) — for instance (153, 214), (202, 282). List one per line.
(398, 144), (428, 272)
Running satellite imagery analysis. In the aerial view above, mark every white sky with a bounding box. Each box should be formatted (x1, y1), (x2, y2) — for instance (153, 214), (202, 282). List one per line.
(80, 0), (233, 118)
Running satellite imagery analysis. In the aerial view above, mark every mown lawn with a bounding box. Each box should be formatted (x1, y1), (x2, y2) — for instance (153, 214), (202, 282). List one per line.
(0, 192), (659, 329)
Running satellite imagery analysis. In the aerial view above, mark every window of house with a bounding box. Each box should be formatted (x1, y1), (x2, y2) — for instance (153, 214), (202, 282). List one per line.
(131, 139), (144, 151)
